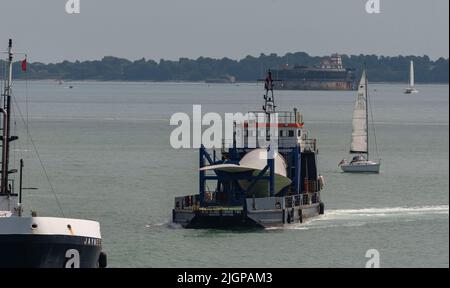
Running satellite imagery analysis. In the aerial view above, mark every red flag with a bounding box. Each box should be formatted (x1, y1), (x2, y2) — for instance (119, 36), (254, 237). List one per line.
(21, 59), (27, 71)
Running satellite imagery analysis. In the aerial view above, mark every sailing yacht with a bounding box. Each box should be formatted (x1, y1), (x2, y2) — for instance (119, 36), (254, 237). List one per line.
(339, 70), (380, 173)
(0, 39), (107, 268)
(405, 60), (419, 94)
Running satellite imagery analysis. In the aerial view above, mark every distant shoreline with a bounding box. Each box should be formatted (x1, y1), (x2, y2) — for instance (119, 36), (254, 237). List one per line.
(3, 52), (448, 84)
(12, 79), (450, 86)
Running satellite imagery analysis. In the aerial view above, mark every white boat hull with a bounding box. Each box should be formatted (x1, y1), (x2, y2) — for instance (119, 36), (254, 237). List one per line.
(340, 161), (380, 173)
(404, 88), (419, 94)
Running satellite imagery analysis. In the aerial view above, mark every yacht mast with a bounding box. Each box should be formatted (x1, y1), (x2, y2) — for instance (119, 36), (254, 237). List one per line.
(1, 39), (13, 195)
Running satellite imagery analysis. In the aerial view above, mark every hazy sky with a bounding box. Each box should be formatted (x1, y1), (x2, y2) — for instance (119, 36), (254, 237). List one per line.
(0, 0), (448, 63)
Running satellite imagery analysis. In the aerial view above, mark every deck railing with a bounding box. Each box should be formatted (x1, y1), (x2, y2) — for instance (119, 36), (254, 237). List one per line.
(174, 194), (200, 211)
(175, 192), (320, 211)
(247, 111), (303, 125)
(284, 193), (320, 208)
(302, 138), (317, 152)
(246, 192), (320, 211)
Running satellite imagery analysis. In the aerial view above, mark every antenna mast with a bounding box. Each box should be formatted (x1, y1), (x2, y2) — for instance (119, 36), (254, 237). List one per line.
(262, 70), (276, 114)
(365, 69), (369, 161)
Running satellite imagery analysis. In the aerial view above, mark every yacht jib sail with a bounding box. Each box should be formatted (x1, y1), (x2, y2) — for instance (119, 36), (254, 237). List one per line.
(350, 70), (368, 154)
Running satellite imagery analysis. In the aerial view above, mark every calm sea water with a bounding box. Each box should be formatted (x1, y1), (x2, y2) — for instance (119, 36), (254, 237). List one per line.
(10, 81), (449, 267)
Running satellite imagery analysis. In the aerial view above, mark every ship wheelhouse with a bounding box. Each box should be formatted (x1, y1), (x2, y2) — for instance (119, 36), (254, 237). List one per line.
(236, 110), (307, 151)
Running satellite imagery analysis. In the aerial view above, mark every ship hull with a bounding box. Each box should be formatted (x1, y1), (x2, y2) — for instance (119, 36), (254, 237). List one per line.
(0, 216), (105, 268)
(0, 234), (102, 268)
(277, 80), (354, 91)
(173, 210), (259, 229)
(173, 202), (324, 229)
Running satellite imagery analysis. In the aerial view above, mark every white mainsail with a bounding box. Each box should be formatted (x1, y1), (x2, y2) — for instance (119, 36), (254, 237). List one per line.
(350, 70), (368, 154)
(409, 60), (415, 87)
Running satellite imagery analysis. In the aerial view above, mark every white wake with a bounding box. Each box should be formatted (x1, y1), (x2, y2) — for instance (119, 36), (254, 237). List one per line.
(280, 205), (449, 231)
(324, 205), (449, 218)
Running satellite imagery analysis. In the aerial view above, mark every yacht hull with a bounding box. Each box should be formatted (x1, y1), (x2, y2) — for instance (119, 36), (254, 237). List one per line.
(404, 89), (419, 94)
(340, 162), (380, 173)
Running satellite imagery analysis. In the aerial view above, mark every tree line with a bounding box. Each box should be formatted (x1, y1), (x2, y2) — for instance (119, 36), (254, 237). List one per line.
(2, 52), (448, 83)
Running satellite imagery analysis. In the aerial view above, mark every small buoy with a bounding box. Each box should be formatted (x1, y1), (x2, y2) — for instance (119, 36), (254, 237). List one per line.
(98, 251), (107, 268)
(319, 202), (325, 215)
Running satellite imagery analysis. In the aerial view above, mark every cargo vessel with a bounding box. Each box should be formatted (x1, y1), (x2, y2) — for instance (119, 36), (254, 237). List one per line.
(173, 71), (325, 229)
(272, 54), (355, 90)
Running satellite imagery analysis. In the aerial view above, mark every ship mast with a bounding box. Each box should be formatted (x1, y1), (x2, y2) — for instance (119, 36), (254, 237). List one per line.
(1, 39), (13, 195)
(365, 70), (369, 161)
(262, 70), (276, 114)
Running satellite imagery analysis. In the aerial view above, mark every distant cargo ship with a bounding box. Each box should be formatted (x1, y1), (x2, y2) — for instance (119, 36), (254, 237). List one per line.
(272, 54), (355, 91)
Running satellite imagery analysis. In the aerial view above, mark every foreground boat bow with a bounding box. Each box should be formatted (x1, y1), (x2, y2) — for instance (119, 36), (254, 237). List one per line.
(0, 39), (107, 268)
